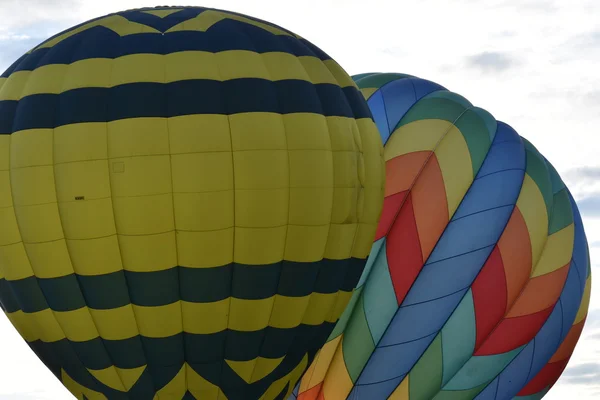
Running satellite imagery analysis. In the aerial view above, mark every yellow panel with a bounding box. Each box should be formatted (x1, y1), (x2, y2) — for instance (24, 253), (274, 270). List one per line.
(288, 150), (333, 189)
(575, 277), (591, 324)
(332, 152), (360, 191)
(302, 292), (339, 325)
(229, 297), (274, 332)
(54, 160), (111, 202)
(134, 302), (182, 338)
(282, 113), (331, 151)
(298, 57), (337, 85)
(0, 71), (28, 101)
(62, 369), (108, 400)
(260, 354), (307, 400)
(284, 224), (329, 263)
(0, 242), (34, 280)
(14, 203), (64, 243)
(142, 8), (182, 18)
(187, 363), (225, 400)
(532, 224), (575, 277)
(31, 309), (66, 342)
(89, 305), (138, 341)
(21, 64), (66, 97)
(165, 51), (219, 82)
(384, 119), (452, 161)
(109, 155), (172, 197)
(328, 290), (353, 322)
(0, 173), (11, 209)
(352, 222), (379, 259)
(229, 112), (286, 151)
(153, 364), (186, 400)
(171, 152), (233, 193)
(233, 150), (289, 190)
(323, 223), (357, 260)
(182, 299), (229, 334)
(166, 10), (226, 32)
(174, 192), (234, 231)
(234, 226), (287, 265)
(215, 50), (270, 81)
(270, 295), (311, 329)
(261, 52), (310, 82)
(321, 338), (353, 400)
(360, 87), (378, 101)
(388, 375), (409, 400)
(11, 165), (56, 206)
(112, 194), (174, 235)
(67, 235), (123, 276)
(59, 198), (116, 240)
(0, 206), (20, 246)
(235, 189), (288, 228)
(0, 135), (10, 170)
(108, 118), (169, 158)
(63, 58), (112, 91)
(168, 114), (231, 154)
(323, 60), (355, 88)
(118, 232), (177, 272)
(10, 129), (53, 169)
(434, 125), (473, 217)
(54, 123), (108, 163)
(26, 240), (74, 278)
(299, 335), (342, 393)
(516, 174), (549, 267)
(227, 356), (284, 384)
(54, 307), (99, 342)
(88, 365), (146, 392)
(288, 186), (333, 225)
(177, 229), (233, 267)
(330, 187), (358, 224)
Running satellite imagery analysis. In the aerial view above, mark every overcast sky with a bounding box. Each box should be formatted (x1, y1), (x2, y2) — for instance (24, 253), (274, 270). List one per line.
(0, 0), (598, 399)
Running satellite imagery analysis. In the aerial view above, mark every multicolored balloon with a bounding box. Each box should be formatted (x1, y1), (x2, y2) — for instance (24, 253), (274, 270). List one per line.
(290, 73), (592, 400)
(0, 8), (385, 399)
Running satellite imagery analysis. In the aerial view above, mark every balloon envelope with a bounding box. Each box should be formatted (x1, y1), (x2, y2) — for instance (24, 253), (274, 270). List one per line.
(0, 8), (385, 400)
(291, 73), (592, 400)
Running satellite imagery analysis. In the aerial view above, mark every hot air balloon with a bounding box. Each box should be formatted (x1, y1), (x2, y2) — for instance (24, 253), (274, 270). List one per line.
(291, 73), (592, 400)
(0, 8), (385, 400)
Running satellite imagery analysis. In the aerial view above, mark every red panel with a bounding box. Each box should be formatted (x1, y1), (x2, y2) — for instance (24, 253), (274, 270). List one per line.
(386, 192), (424, 305)
(472, 246), (508, 351)
(517, 360), (568, 396)
(298, 383), (323, 400)
(374, 190), (408, 241)
(474, 305), (554, 355)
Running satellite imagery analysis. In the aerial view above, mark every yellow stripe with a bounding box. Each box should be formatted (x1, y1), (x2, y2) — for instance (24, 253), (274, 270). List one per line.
(531, 224), (575, 277)
(153, 363), (187, 399)
(575, 276), (591, 324)
(383, 119), (452, 161)
(260, 354), (308, 400)
(6, 309), (65, 342)
(89, 305), (139, 341)
(516, 174), (549, 269)
(88, 365), (146, 392)
(0, 52), (349, 101)
(360, 87), (378, 100)
(299, 335), (342, 393)
(141, 9), (182, 18)
(434, 124), (473, 217)
(321, 337), (354, 399)
(226, 356), (284, 383)
(323, 60), (357, 88)
(187, 363), (226, 399)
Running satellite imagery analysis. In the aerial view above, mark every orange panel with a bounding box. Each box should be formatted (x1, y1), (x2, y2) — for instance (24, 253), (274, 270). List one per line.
(384, 151), (431, 197)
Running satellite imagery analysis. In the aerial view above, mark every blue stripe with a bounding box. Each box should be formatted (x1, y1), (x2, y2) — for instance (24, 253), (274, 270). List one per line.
(494, 342), (536, 399)
(0, 81), (369, 134)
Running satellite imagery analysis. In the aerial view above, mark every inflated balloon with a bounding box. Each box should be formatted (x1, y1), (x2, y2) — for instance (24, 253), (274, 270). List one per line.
(290, 73), (592, 400)
(0, 8), (385, 399)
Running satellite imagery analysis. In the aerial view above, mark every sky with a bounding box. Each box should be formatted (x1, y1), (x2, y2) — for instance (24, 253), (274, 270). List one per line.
(0, 0), (598, 398)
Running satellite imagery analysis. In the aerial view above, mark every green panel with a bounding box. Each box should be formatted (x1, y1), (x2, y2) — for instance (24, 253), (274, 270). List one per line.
(454, 108), (495, 176)
(328, 286), (363, 340)
(433, 382), (489, 400)
(398, 96), (468, 128)
(358, 237), (386, 287)
(545, 160), (566, 194)
(441, 290), (476, 386)
(341, 295), (375, 382)
(524, 143), (553, 219)
(353, 73), (413, 89)
(409, 334), (443, 400)
(425, 90), (472, 109)
(548, 189), (574, 235)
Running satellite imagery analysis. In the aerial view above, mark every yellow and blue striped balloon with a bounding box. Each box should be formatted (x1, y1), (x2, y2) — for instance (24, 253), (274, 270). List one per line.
(0, 7), (385, 399)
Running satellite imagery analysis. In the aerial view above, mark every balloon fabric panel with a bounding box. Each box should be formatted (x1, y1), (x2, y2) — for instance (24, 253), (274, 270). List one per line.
(0, 7), (386, 400)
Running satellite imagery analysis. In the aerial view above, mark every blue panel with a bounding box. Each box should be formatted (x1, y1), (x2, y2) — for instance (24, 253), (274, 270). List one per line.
(453, 170), (523, 220)
(380, 290), (466, 345)
(570, 193), (590, 290)
(367, 90), (391, 144)
(476, 141), (526, 180)
(557, 267), (583, 343)
(427, 206), (513, 264)
(403, 247), (491, 305)
(491, 121), (521, 144)
(350, 376), (403, 399)
(358, 334), (436, 384)
(527, 301), (563, 380)
(474, 377), (498, 400)
(380, 78), (417, 133)
(494, 342), (535, 399)
(411, 77), (446, 99)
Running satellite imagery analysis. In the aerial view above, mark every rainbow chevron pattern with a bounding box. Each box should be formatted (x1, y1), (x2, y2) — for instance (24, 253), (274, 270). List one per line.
(290, 73), (591, 400)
